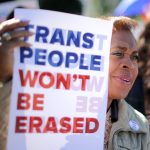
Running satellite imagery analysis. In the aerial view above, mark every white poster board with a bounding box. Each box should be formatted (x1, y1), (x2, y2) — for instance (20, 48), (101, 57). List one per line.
(7, 9), (113, 150)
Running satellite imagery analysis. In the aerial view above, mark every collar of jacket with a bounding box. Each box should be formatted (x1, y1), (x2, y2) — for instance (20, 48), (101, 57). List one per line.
(108, 99), (149, 150)
(111, 99), (148, 134)
(108, 100), (149, 150)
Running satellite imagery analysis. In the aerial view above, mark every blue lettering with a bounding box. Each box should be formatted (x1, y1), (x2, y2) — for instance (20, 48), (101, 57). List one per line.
(82, 33), (94, 49)
(35, 49), (47, 65)
(65, 52), (78, 68)
(79, 54), (88, 70)
(50, 28), (64, 45)
(20, 47), (33, 63)
(35, 26), (49, 43)
(48, 50), (63, 67)
(90, 55), (101, 71)
(66, 30), (81, 47)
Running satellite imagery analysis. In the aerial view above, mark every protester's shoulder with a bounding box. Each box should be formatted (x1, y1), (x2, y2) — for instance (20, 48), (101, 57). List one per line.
(123, 100), (149, 127)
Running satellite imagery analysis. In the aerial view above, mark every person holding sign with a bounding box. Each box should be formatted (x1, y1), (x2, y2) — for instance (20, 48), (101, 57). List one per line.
(104, 16), (150, 150)
(0, 16), (150, 150)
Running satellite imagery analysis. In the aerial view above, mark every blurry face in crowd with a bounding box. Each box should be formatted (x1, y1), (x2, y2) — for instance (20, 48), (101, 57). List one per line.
(108, 30), (138, 101)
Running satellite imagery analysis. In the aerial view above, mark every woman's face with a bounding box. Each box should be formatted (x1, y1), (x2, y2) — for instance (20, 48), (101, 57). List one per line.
(108, 30), (138, 101)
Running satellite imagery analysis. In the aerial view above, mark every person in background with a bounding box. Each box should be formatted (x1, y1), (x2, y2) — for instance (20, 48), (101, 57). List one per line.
(101, 16), (150, 149)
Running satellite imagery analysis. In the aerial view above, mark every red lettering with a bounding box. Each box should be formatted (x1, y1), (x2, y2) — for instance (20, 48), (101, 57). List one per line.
(78, 75), (90, 91)
(59, 117), (71, 133)
(19, 69), (90, 91)
(29, 117), (42, 133)
(15, 116), (99, 134)
(19, 69), (39, 87)
(17, 93), (44, 110)
(33, 94), (44, 110)
(17, 93), (30, 110)
(39, 72), (54, 88)
(56, 73), (71, 89)
(43, 117), (58, 133)
(73, 117), (84, 133)
(15, 116), (27, 133)
(85, 118), (99, 133)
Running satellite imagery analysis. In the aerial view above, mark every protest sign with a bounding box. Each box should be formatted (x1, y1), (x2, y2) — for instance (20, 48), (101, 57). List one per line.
(7, 9), (113, 150)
